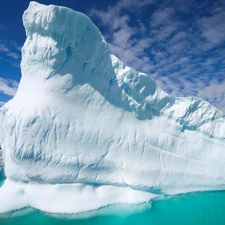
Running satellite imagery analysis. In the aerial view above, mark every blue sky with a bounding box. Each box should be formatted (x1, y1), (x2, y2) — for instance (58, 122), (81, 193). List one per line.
(0, 0), (225, 112)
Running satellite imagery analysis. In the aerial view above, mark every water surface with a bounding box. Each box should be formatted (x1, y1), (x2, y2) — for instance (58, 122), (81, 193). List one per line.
(0, 175), (225, 225)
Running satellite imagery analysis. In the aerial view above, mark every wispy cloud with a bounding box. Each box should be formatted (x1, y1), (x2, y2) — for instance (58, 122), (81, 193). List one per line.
(0, 42), (10, 53)
(89, 0), (225, 112)
(151, 7), (175, 27)
(6, 52), (20, 60)
(0, 40), (21, 68)
(0, 77), (18, 97)
(89, 0), (155, 72)
(198, 7), (225, 48)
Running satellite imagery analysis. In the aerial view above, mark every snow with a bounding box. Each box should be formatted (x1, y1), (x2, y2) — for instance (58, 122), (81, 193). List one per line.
(0, 1), (225, 214)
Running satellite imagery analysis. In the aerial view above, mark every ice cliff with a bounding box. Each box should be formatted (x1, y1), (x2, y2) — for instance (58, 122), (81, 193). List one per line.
(0, 1), (225, 214)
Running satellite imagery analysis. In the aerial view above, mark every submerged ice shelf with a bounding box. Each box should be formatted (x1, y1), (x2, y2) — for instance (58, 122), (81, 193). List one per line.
(0, 1), (225, 214)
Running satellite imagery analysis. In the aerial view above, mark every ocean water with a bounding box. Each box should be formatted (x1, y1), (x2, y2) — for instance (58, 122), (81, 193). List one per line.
(0, 175), (225, 225)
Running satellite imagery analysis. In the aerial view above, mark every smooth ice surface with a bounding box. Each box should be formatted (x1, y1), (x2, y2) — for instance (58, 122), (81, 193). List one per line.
(0, 1), (225, 214)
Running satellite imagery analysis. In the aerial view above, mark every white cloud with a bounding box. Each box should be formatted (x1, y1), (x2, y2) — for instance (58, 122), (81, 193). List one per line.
(0, 77), (18, 97)
(90, 0), (155, 72)
(198, 8), (225, 47)
(151, 8), (175, 26)
(6, 52), (20, 59)
(0, 42), (10, 53)
(0, 40), (21, 67)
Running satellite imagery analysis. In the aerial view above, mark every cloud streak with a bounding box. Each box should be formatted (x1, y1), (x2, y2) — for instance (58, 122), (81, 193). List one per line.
(0, 40), (21, 68)
(0, 77), (18, 97)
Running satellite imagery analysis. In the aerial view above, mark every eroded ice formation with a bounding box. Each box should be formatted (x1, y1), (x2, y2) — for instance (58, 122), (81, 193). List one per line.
(0, 1), (225, 214)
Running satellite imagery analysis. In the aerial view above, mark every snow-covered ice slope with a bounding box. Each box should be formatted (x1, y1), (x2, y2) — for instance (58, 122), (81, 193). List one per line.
(0, 1), (225, 214)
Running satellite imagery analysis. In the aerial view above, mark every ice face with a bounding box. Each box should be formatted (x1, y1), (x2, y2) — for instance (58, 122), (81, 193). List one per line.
(0, 1), (225, 214)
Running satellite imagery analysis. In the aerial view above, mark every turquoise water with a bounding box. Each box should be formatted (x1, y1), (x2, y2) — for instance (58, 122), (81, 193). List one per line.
(0, 175), (225, 225)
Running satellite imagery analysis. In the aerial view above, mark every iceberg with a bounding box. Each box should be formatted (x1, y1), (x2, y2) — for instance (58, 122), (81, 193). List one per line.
(0, 1), (225, 214)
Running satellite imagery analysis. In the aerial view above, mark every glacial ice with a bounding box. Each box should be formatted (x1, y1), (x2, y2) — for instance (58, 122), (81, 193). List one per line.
(0, 1), (225, 214)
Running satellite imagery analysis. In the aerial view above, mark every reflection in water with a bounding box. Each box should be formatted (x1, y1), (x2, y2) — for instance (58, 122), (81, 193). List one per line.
(0, 176), (225, 225)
